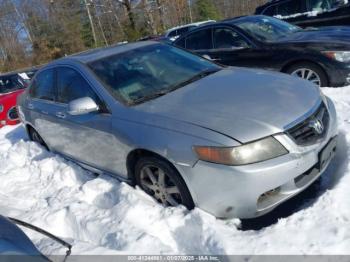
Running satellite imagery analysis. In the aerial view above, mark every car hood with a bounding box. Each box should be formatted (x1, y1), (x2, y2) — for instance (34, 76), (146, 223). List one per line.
(0, 216), (42, 256)
(275, 26), (350, 46)
(136, 68), (321, 143)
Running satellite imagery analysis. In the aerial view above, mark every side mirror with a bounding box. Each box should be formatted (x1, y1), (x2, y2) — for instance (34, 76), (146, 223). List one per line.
(68, 97), (99, 116)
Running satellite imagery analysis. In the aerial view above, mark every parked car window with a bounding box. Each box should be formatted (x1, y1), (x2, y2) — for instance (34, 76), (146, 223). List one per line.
(263, 5), (277, 16)
(88, 44), (220, 105)
(175, 37), (186, 48)
(0, 74), (25, 94)
(186, 29), (213, 50)
(307, 0), (332, 11)
(56, 67), (99, 104)
(277, 0), (304, 16)
(213, 28), (250, 49)
(168, 30), (177, 38)
(177, 26), (194, 36)
(234, 16), (301, 42)
(30, 69), (55, 101)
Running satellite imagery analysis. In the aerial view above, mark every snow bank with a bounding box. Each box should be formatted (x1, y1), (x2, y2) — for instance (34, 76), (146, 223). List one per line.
(0, 86), (350, 255)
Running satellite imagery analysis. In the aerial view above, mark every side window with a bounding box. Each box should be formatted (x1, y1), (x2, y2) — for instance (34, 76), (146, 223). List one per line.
(307, 0), (332, 12)
(263, 5), (277, 16)
(56, 67), (99, 104)
(186, 29), (213, 50)
(213, 28), (250, 49)
(168, 30), (177, 38)
(277, 0), (305, 16)
(175, 37), (186, 48)
(30, 69), (55, 101)
(177, 27), (191, 36)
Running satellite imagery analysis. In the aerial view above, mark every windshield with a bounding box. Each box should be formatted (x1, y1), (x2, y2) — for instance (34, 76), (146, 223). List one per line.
(234, 16), (301, 42)
(88, 44), (221, 105)
(0, 74), (26, 94)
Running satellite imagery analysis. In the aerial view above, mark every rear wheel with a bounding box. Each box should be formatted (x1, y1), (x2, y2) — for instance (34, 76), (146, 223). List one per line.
(285, 62), (328, 87)
(29, 127), (48, 150)
(135, 156), (194, 209)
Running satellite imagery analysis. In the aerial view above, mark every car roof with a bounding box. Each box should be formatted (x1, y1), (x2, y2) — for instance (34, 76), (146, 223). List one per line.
(165, 20), (216, 33)
(53, 41), (157, 65)
(173, 15), (268, 41)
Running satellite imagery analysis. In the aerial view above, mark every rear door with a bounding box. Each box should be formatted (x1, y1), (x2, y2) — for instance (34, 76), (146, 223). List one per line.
(210, 26), (253, 66)
(209, 26), (274, 69)
(26, 69), (60, 147)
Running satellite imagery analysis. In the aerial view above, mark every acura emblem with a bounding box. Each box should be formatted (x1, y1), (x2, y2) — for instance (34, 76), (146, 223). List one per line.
(309, 118), (324, 135)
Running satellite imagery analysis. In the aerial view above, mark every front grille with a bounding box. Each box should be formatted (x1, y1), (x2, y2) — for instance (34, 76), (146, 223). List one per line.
(7, 106), (19, 120)
(286, 102), (329, 146)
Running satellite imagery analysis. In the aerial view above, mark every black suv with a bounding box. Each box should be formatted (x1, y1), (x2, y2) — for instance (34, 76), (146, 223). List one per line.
(255, 0), (350, 27)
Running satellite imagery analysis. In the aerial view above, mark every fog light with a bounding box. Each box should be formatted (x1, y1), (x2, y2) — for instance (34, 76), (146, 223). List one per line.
(346, 74), (350, 84)
(258, 187), (281, 204)
(0, 120), (6, 126)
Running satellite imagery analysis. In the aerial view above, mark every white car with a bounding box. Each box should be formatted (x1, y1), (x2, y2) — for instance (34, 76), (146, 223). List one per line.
(165, 20), (216, 41)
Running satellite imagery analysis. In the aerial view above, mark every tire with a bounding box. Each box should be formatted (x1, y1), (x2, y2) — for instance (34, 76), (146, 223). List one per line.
(29, 127), (49, 150)
(135, 156), (194, 210)
(285, 62), (328, 87)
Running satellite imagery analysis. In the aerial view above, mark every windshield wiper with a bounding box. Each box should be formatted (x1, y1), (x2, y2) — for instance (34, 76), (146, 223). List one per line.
(8, 216), (72, 262)
(167, 68), (220, 92)
(130, 68), (220, 105)
(130, 89), (170, 105)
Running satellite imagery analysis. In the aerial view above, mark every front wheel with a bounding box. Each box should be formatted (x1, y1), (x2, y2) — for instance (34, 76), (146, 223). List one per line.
(285, 62), (328, 87)
(135, 157), (194, 209)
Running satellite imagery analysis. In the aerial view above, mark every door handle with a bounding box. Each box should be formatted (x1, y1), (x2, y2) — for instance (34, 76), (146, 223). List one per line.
(56, 112), (66, 119)
(41, 110), (48, 115)
(27, 103), (34, 110)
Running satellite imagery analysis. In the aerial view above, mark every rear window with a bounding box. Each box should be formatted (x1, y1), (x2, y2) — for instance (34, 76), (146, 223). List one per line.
(186, 29), (213, 50)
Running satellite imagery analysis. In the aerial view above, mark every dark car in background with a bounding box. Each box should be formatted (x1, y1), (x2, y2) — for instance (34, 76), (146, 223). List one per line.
(255, 0), (350, 27)
(174, 15), (350, 87)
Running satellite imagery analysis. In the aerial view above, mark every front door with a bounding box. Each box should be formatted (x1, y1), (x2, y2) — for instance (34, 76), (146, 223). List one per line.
(49, 66), (121, 175)
(208, 27), (272, 69)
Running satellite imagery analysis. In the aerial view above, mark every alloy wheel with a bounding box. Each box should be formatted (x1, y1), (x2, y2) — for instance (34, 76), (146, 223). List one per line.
(291, 68), (321, 87)
(140, 165), (182, 206)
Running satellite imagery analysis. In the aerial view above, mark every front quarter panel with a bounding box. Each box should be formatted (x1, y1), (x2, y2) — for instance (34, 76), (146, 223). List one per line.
(110, 115), (240, 205)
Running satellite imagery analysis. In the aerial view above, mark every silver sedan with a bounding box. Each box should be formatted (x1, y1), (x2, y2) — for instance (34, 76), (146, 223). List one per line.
(18, 42), (338, 219)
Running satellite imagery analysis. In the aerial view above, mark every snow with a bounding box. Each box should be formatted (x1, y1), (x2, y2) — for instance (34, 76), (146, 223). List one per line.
(0, 86), (350, 255)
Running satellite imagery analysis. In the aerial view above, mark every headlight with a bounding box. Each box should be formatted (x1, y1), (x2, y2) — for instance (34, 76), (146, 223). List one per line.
(322, 51), (350, 63)
(0, 104), (3, 113)
(193, 137), (288, 166)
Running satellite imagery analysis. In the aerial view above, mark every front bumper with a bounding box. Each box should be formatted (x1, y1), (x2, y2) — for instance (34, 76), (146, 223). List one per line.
(176, 98), (338, 219)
